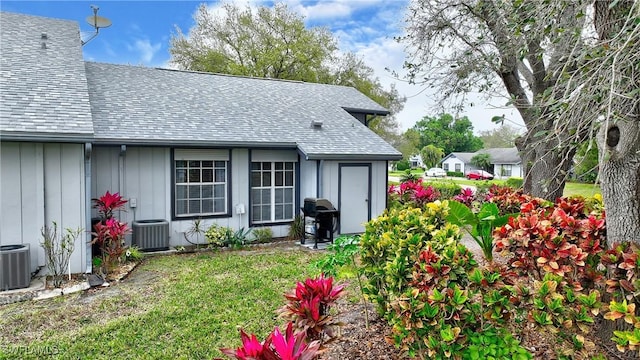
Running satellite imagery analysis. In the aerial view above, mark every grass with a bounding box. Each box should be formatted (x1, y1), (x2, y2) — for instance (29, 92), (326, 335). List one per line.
(563, 182), (601, 198)
(0, 248), (322, 360)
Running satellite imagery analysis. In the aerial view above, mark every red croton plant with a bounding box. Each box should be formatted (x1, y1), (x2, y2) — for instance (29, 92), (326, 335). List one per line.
(388, 179), (440, 208)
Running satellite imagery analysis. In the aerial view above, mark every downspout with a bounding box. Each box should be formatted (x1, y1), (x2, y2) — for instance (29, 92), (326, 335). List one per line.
(318, 160), (324, 198)
(84, 143), (92, 273)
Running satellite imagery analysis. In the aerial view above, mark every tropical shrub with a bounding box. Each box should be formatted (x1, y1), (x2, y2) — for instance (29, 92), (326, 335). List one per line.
(205, 224), (229, 247)
(91, 191), (129, 274)
(279, 274), (345, 343)
(396, 159), (410, 171)
(429, 181), (462, 200)
(252, 227), (273, 243)
(387, 179), (440, 209)
(504, 177), (524, 189)
(494, 195), (606, 288)
(360, 202), (460, 313)
(287, 215), (305, 241)
(399, 169), (420, 183)
(92, 218), (130, 272)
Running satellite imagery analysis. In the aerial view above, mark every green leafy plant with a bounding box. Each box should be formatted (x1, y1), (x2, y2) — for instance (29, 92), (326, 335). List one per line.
(40, 221), (82, 287)
(360, 201), (460, 313)
(252, 227), (273, 243)
(312, 235), (370, 327)
(429, 181), (463, 199)
(205, 224), (228, 247)
(446, 200), (516, 261)
(125, 246), (144, 262)
(225, 227), (253, 248)
(287, 215), (305, 241)
(399, 169), (420, 182)
(504, 177), (524, 189)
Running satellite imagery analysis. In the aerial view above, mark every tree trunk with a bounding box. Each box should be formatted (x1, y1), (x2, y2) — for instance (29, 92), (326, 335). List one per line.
(516, 132), (574, 201)
(597, 119), (640, 242)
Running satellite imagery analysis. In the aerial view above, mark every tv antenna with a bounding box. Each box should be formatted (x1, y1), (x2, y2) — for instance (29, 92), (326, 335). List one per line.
(81, 5), (111, 46)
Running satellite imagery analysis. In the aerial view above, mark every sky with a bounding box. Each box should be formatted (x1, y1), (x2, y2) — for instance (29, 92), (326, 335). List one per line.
(1, 0), (524, 134)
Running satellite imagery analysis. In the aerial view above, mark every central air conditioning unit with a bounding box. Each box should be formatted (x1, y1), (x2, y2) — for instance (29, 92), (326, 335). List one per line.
(132, 220), (169, 251)
(0, 244), (31, 291)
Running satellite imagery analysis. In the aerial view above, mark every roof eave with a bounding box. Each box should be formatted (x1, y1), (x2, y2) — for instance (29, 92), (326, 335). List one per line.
(91, 138), (298, 149)
(341, 107), (390, 116)
(302, 153), (402, 161)
(0, 131), (93, 143)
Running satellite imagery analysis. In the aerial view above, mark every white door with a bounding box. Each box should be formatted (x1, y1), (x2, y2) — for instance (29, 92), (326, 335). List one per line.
(339, 165), (370, 234)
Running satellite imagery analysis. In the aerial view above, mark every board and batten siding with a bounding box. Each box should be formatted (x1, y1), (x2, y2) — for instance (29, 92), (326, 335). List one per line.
(92, 146), (169, 245)
(0, 142), (87, 274)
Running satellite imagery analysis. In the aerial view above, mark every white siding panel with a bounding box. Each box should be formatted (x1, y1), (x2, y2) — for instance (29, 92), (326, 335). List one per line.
(91, 146), (120, 215)
(299, 158), (317, 201)
(174, 149), (229, 161)
(0, 143), (46, 272)
(43, 143), (86, 274)
(251, 149), (298, 162)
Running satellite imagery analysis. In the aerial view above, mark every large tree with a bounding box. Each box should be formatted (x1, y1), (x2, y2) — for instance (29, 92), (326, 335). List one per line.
(170, 3), (404, 142)
(170, 3), (336, 81)
(478, 124), (522, 148)
(401, 0), (591, 200)
(412, 113), (483, 155)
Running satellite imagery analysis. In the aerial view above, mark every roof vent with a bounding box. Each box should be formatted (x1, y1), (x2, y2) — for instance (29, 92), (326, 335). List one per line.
(41, 33), (48, 40)
(311, 119), (323, 128)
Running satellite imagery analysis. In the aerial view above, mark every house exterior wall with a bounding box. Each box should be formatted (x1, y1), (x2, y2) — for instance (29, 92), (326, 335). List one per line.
(442, 157), (471, 174)
(92, 146), (302, 247)
(320, 160), (387, 234)
(492, 163), (523, 179)
(1, 142), (87, 274)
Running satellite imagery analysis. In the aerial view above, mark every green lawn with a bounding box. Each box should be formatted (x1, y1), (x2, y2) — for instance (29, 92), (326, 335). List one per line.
(0, 249), (322, 360)
(563, 182), (601, 198)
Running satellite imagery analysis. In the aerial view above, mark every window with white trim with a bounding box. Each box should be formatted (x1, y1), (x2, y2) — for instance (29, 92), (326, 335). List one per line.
(455, 163), (461, 172)
(175, 159), (227, 217)
(251, 161), (295, 223)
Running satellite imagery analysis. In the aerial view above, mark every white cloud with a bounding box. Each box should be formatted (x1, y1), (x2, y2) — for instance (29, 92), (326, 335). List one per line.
(127, 38), (162, 64)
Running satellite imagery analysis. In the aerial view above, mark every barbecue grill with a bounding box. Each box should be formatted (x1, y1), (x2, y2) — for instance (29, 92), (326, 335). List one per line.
(301, 198), (340, 249)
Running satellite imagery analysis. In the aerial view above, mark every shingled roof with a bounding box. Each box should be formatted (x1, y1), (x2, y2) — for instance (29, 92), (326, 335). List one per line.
(85, 62), (400, 160)
(0, 12), (93, 140)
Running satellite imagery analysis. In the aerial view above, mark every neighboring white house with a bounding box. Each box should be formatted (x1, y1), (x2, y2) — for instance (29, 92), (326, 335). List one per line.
(441, 148), (522, 179)
(0, 12), (401, 277)
(408, 154), (424, 169)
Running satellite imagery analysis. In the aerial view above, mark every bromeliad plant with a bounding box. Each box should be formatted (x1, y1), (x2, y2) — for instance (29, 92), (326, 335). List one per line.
(279, 274), (345, 344)
(219, 322), (320, 360)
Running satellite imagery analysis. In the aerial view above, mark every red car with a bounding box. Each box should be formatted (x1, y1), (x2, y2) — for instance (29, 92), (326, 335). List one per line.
(466, 170), (494, 180)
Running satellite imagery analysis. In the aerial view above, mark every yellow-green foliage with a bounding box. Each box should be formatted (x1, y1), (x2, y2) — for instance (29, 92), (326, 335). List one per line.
(360, 201), (462, 313)
(204, 224), (228, 247)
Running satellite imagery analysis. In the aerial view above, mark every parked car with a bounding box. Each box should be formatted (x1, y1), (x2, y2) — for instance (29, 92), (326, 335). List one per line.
(425, 167), (447, 177)
(466, 170), (494, 180)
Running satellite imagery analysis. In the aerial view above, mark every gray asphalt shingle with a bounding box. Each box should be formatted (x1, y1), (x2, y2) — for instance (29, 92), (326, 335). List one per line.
(0, 12), (93, 137)
(85, 63), (400, 159)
